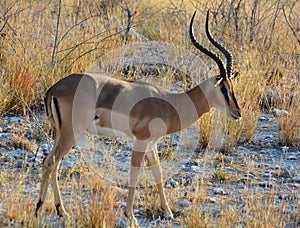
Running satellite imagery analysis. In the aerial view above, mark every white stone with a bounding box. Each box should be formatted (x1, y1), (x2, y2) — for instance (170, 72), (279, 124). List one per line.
(272, 109), (289, 117)
(213, 187), (224, 195)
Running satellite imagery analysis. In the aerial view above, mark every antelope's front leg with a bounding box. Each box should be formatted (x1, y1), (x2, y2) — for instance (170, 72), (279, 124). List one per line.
(125, 142), (148, 227)
(145, 147), (173, 219)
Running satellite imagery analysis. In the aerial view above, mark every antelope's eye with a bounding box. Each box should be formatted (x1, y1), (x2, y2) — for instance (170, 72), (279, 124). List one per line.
(221, 86), (227, 94)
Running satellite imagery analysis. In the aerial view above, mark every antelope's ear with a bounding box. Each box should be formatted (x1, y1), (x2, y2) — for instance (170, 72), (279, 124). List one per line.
(230, 71), (239, 80)
(214, 77), (223, 87)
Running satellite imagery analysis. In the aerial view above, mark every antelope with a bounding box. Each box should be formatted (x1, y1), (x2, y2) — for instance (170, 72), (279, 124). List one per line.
(35, 11), (241, 226)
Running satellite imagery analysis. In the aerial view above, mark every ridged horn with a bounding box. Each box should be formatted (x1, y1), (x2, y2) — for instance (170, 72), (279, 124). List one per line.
(189, 11), (226, 79)
(205, 10), (233, 78)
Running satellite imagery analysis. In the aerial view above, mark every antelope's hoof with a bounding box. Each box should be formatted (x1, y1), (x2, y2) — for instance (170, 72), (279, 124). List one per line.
(126, 214), (139, 228)
(124, 211), (140, 228)
(129, 216), (139, 228)
(59, 212), (70, 220)
(164, 210), (174, 220)
(116, 213), (140, 228)
(55, 204), (70, 220)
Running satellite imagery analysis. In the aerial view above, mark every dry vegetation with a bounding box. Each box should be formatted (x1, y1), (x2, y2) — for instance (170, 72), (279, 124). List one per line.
(0, 0), (299, 227)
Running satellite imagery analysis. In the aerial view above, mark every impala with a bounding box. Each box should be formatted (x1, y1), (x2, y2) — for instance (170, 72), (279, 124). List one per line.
(35, 11), (241, 226)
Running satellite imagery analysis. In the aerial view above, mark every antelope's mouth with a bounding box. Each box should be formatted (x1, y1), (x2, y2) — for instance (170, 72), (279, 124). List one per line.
(229, 112), (242, 121)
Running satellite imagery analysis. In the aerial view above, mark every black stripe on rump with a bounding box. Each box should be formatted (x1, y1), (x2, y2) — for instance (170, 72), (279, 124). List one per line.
(53, 97), (62, 128)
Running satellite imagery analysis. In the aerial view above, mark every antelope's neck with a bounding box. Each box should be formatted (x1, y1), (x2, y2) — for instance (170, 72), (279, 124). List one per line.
(168, 81), (211, 132)
(187, 84), (210, 118)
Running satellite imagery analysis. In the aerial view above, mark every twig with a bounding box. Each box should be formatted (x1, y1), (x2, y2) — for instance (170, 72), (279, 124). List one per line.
(57, 28), (117, 66)
(233, 0), (242, 41)
(5, 20), (27, 64)
(282, 6), (300, 44)
(8, 91), (50, 142)
(266, 0), (281, 49)
(62, 30), (121, 76)
(56, 16), (94, 47)
(125, 7), (132, 35)
(51, 0), (62, 74)
(249, 0), (259, 43)
(0, 18), (7, 32)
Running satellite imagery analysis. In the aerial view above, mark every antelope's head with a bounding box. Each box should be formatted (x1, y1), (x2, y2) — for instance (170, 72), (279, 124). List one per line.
(190, 11), (242, 120)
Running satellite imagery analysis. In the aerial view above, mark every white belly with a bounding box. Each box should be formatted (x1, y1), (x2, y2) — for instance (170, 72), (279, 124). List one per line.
(96, 126), (130, 138)
(86, 120), (133, 139)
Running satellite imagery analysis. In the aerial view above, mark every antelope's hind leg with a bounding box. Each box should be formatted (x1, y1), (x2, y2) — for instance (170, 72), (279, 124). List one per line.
(35, 143), (57, 218)
(35, 134), (75, 218)
(51, 140), (75, 218)
(35, 101), (93, 218)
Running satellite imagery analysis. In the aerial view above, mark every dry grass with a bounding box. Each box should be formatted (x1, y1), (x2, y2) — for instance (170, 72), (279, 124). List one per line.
(0, 0), (299, 227)
(279, 99), (300, 146)
(0, 153), (299, 227)
(0, 166), (121, 227)
(178, 172), (298, 228)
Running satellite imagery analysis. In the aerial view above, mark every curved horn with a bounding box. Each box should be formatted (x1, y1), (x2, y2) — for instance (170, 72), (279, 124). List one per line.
(189, 11), (226, 79)
(205, 11), (233, 78)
